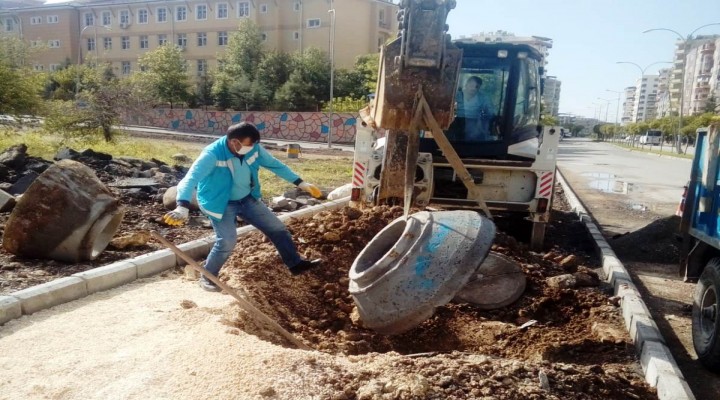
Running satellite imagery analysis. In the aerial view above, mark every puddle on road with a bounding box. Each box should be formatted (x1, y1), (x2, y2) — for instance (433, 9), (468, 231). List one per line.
(582, 172), (636, 194)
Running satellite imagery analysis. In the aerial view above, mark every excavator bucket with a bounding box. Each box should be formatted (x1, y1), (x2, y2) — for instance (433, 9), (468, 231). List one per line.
(368, 0), (462, 207)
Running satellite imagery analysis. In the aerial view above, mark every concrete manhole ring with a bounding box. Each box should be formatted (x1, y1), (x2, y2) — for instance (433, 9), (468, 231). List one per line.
(454, 252), (526, 310)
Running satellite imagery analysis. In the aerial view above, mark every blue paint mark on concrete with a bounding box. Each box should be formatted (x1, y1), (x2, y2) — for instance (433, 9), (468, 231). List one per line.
(280, 113), (288, 122)
(256, 122), (265, 130)
(208, 120), (215, 128)
(321, 124), (329, 134)
(185, 110), (193, 120)
(344, 117), (356, 126)
(231, 113), (241, 123)
(413, 223), (451, 290)
(171, 120), (180, 129)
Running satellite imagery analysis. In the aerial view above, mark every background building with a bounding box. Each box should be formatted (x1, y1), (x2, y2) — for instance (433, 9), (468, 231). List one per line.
(0, 0), (397, 76)
(655, 67), (672, 117)
(542, 76), (561, 117)
(633, 74), (658, 122)
(668, 35), (719, 116)
(621, 86), (636, 125)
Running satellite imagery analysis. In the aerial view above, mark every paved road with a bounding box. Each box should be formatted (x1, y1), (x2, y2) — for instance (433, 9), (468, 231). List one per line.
(557, 138), (691, 232)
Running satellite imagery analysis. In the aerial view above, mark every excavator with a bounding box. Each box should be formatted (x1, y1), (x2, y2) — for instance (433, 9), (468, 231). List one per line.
(353, 0), (560, 250)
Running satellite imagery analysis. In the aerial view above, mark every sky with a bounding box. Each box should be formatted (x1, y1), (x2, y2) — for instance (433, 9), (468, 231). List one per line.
(446, 0), (720, 121)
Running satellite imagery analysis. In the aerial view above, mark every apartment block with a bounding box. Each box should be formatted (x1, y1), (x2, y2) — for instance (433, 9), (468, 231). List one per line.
(655, 67), (672, 118)
(457, 30), (553, 76)
(633, 75), (658, 122)
(621, 86), (636, 125)
(668, 35), (720, 116)
(542, 76), (561, 117)
(0, 0), (397, 76)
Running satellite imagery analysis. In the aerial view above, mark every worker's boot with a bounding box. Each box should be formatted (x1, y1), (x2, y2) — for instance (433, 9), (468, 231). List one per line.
(198, 275), (221, 292)
(289, 259), (322, 276)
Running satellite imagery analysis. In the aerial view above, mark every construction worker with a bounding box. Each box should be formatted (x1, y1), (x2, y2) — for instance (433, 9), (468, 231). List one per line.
(163, 122), (323, 291)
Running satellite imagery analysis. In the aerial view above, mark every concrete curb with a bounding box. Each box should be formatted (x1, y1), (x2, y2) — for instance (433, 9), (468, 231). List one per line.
(556, 168), (695, 400)
(0, 197), (351, 324)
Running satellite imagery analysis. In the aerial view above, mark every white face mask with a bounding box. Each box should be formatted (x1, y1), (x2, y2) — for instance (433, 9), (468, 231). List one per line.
(237, 145), (253, 155)
(233, 141), (254, 155)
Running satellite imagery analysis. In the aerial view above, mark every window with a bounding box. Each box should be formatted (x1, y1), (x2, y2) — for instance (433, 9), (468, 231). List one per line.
(121, 36), (130, 50)
(196, 5), (207, 20)
(238, 2), (250, 17)
(197, 59), (207, 76)
(197, 32), (207, 47)
(293, 31), (299, 40)
(294, 1), (301, 11)
(104, 37), (112, 50)
(260, 4), (268, 13)
(50, 64), (61, 71)
(379, 9), (385, 24)
(34, 64), (45, 71)
(260, 33), (267, 41)
(218, 31), (228, 46)
(122, 61), (131, 75)
(102, 11), (111, 26)
(47, 15), (59, 23)
(217, 3), (228, 19)
(307, 18), (320, 28)
(84, 12), (94, 27)
(30, 40), (42, 47)
(30, 16), (42, 25)
(158, 34), (168, 45)
(48, 40), (60, 48)
(157, 7), (167, 22)
(176, 6), (187, 21)
(177, 33), (187, 48)
(4, 18), (14, 32)
(87, 38), (96, 51)
(120, 10), (129, 24)
(140, 35), (148, 49)
(138, 9), (148, 24)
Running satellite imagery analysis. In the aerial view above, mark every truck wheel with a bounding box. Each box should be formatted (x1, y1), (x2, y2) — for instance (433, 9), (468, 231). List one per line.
(693, 258), (720, 372)
(530, 221), (546, 251)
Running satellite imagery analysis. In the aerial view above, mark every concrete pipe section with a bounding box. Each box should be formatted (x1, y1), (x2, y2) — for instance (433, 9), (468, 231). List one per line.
(3, 160), (124, 262)
(454, 252), (526, 310)
(349, 210), (495, 335)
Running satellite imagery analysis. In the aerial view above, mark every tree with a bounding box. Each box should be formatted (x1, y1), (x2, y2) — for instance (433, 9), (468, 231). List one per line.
(255, 51), (293, 109)
(221, 20), (263, 79)
(45, 65), (146, 142)
(137, 44), (191, 108)
(274, 70), (317, 111)
(334, 68), (366, 100)
(293, 47), (331, 106)
(353, 53), (380, 95)
(0, 37), (44, 116)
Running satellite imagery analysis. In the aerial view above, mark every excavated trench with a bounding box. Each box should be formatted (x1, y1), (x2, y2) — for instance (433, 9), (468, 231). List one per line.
(220, 205), (638, 367)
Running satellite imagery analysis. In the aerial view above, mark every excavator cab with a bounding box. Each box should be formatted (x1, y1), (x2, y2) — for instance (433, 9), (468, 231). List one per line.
(420, 42), (543, 159)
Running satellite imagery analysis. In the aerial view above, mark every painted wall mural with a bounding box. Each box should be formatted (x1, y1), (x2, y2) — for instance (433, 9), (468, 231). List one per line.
(123, 108), (360, 144)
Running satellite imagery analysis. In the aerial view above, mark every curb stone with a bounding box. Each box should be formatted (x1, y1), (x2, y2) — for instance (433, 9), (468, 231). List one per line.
(0, 197), (351, 326)
(556, 168), (695, 400)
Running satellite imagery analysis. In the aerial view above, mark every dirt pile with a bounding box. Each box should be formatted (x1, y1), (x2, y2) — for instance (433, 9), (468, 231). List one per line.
(219, 205), (655, 399)
(611, 215), (682, 263)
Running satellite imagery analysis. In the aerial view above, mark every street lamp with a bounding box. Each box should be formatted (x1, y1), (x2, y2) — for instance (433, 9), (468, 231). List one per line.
(327, 8), (336, 149)
(643, 23), (720, 153)
(606, 89), (623, 127)
(597, 97), (612, 123)
(76, 25), (111, 97)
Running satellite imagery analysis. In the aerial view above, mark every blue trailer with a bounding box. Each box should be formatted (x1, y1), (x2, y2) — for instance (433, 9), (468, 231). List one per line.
(679, 124), (720, 372)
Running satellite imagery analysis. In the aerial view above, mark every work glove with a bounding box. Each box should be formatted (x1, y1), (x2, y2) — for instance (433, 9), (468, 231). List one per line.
(298, 182), (322, 199)
(162, 206), (189, 226)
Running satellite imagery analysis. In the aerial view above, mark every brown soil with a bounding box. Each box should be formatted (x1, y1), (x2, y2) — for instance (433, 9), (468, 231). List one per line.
(214, 199), (655, 399)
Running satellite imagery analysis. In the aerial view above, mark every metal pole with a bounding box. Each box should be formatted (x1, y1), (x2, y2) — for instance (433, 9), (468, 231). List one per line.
(327, 8), (335, 149)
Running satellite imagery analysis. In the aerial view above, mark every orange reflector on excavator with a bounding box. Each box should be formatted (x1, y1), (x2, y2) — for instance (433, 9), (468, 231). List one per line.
(537, 198), (549, 213)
